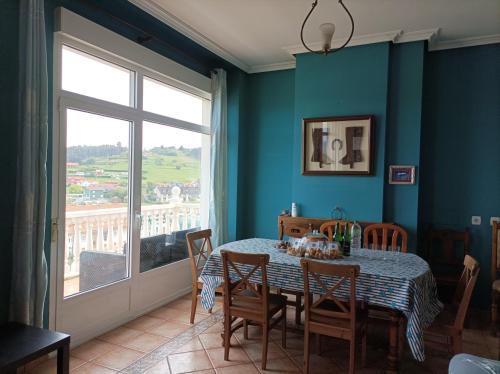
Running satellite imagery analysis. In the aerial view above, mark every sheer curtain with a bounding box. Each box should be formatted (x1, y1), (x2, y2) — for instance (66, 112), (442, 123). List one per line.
(208, 69), (228, 248)
(10, 0), (49, 327)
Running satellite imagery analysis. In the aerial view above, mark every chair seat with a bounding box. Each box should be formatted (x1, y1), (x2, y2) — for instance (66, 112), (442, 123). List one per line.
(493, 280), (500, 293)
(232, 291), (287, 316)
(425, 306), (457, 337)
(309, 299), (367, 330)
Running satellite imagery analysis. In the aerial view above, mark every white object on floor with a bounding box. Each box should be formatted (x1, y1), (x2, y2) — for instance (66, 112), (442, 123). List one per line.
(448, 353), (500, 374)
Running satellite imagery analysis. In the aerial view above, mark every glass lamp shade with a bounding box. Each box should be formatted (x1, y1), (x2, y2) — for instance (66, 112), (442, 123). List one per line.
(319, 23), (335, 52)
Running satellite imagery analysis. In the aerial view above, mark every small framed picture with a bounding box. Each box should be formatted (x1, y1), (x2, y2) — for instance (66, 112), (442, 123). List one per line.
(388, 165), (415, 185)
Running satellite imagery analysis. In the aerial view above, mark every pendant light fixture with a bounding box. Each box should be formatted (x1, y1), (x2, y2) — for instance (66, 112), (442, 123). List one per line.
(300, 0), (355, 55)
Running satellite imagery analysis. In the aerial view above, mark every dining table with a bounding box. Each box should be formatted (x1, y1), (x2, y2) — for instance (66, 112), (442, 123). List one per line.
(200, 238), (443, 374)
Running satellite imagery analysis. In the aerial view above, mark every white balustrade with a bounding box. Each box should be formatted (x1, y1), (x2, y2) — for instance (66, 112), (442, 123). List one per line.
(64, 203), (200, 279)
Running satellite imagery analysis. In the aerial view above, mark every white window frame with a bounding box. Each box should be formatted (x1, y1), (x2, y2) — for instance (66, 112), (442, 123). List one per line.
(50, 8), (212, 340)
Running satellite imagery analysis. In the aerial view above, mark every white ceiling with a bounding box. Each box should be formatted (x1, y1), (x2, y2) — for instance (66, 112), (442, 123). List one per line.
(130, 0), (500, 73)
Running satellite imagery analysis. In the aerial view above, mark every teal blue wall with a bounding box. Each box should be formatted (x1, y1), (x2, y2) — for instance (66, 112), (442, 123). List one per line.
(420, 44), (500, 308)
(292, 43), (390, 221)
(242, 42), (426, 241)
(0, 0), (20, 324)
(241, 70), (295, 239)
(384, 42), (425, 249)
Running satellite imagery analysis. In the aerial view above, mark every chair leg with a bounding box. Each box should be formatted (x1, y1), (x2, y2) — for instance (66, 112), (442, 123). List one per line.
(190, 288), (198, 324)
(361, 331), (367, 368)
(295, 294), (302, 325)
(281, 306), (287, 348)
(349, 337), (356, 374)
(492, 290), (498, 322)
(223, 314), (231, 360)
(243, 320), (248, 340)
(315, 333), (321, 355)
(304, 331), (311, 374)
(261, 323), (269, 370)
(398, 317), (405, 359)
(452, 333), (463, 355)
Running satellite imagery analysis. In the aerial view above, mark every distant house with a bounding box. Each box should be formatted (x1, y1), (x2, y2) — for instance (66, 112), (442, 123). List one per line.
(83, 186), (109, 200)
(154, 185), (171, 202)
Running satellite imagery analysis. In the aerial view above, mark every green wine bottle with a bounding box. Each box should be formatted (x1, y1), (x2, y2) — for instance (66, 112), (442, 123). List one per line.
(333, 222), (342, 244)
(342, 224), (351, 256)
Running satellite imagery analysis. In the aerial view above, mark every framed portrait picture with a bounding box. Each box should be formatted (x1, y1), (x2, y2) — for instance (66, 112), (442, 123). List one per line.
(302, 115), (374, 175)
(388, 165), (415, 184)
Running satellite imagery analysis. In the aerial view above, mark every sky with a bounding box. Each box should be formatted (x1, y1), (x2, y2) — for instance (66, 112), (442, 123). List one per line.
(63, 46), (205, 150)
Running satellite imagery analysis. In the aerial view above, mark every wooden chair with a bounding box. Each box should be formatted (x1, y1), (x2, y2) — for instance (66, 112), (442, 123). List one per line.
(425, 228), (469, 293)
(319, 220), (353, 241)
(186, 229), (222, 324)
(425, 255), (480, 354)
(301, 259), (367, 374)
(221, 250), (287, 370)
(491, 221), (500, 324)
(277, 216), (382, 325)
(363, 223), (408, 252)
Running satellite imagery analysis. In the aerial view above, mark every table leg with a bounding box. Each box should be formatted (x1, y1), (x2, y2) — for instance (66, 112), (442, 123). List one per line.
(57, 343), (70, 374)
(386, 310), (401, 374)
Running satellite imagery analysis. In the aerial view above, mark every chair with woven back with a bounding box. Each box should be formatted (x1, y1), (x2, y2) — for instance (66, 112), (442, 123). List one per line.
(425, 254), (480, 354)
(221, 250), (287, 370)
(186, 229), (222, 324)
(363, 223), (408, 252)
(491, 221), (500, 326)
(319, 220), (353, 241)
(301, 259), (367, 374)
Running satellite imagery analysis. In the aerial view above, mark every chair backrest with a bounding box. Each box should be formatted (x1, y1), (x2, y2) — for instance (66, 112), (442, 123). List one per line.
(363, 223), (408, 252)
(186, 229), (213, 284)
(426, 228), (469, 267)
(301, 259), (360, 330)
(492, 221), (500, 281)
(221, 250), (270, 316)
(452, 255), (480, 329)
(319, 220), (353, 241)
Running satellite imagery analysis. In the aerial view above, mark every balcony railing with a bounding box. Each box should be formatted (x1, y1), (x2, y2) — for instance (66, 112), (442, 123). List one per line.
(64, 203), (200, 278)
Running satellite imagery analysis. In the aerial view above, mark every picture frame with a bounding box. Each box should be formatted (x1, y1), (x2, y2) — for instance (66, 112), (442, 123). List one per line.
(302, 115), (374, 175)
(388, 165), (415, 185)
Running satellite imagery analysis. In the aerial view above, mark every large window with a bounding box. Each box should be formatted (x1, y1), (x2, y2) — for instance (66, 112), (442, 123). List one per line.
(57, 42), (211, 297)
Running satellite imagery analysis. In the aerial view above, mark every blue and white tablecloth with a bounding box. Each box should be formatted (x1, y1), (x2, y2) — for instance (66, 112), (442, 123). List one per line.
(200, 238), (443, 362)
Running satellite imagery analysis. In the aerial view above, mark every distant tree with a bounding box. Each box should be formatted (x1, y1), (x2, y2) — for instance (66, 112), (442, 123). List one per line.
(68, 184), (83, 194)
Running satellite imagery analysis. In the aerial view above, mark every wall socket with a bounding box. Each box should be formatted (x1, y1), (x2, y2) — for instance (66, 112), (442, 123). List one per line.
(491, 217), (500, 225)
(471, 216), (481, 225)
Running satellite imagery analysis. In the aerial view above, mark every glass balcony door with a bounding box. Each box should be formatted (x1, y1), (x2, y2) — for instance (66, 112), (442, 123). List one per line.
(52, 36), (211, 344)
(62, 109), (132, 297)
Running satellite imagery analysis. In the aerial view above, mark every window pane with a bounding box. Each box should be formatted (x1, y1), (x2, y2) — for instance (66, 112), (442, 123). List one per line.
(139, 122), (207, 272)
(64, 109), (131, 297)
(143, 77), (205, 126)
(62, 45), (132, 106)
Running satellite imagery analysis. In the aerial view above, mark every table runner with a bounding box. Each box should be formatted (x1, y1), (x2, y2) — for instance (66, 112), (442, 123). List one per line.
(200, 238), (442, 361)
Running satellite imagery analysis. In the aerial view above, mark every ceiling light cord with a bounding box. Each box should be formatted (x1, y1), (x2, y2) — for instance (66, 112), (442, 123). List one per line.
(300, 0), (355, 55)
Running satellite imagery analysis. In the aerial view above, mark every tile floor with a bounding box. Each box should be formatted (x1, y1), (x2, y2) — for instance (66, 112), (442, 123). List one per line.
(26, 294), (499, 374)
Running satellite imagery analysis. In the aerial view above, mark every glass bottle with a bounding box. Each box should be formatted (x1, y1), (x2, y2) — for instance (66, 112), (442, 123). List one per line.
(351, 221), (362, 251)
(333, 222), (342, 244)
(342, 224), (351, 256)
